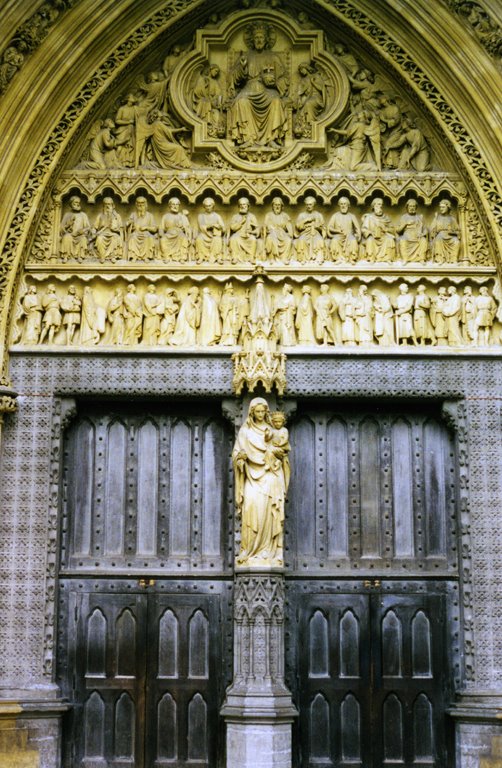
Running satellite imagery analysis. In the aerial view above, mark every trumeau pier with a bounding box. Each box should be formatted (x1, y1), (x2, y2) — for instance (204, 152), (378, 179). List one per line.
(0, 1), (501, 767)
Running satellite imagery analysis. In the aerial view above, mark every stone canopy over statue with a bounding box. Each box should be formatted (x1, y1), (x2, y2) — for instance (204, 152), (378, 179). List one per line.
(233, 398), (290, 568)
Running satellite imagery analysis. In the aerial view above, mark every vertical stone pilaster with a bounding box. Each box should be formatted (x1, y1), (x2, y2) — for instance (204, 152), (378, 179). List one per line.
(221, 571), (297, 768)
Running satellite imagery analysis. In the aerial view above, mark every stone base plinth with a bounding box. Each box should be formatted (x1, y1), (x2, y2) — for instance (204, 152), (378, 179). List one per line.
(225, 721), (293, 768)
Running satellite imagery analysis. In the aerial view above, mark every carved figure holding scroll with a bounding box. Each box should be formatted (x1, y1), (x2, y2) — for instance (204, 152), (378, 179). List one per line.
(294, 196), (326, 263)
(159, 197), (191, 262)
(429, 200), (461, 264)
(395, 199), (428, 263)
(263, 197), (293, 262)
(233, 397), (288, 567)
(60, 196), (91, 262)
(227, 22), (289, 151)
(361, 197), (396, 262)
(229, 197), (260, 264)
(327, 196), (361, 263)
(126, 196), (158, 261)
(20, 286), (43, 345)
(195, 197), (225, 264)
(94, 197), (123, 262)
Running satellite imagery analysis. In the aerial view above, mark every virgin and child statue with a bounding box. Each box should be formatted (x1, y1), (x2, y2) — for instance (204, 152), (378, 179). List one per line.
(233, 398), (290, 568)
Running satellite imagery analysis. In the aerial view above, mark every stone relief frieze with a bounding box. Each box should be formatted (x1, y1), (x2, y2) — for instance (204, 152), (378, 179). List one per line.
(12, 275), (501, 350)
(25, 185), (495, 272)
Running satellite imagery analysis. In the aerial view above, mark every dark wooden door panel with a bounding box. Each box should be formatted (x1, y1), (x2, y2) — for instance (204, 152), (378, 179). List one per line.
(296, 590), (449, 768)
(60, 586), (223, 768)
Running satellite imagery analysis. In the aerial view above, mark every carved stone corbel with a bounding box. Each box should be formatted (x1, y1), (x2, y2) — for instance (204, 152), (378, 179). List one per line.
(0, 386), (18, 455)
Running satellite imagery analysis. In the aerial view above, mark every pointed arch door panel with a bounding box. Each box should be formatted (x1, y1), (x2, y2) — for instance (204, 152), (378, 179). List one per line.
(295, 590), (449, 768)
(58, 584), (226, 768)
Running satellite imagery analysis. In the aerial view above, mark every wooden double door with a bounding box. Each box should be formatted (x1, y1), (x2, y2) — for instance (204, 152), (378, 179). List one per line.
(57, 582), (230, 768)
(288, 586), (452, 768)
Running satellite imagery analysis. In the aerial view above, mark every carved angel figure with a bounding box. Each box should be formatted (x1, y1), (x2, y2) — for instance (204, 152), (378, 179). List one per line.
(293, 62), (326, 138)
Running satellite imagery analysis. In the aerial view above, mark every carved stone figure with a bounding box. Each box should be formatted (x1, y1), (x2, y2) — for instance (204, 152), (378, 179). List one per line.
(413, 284), (436, 345)
(219, 282), (240, 345)
(330, 110), (378, 170)
(396, 199), (428, 263)
(338, 288), (357, 345)
(233, 397), (288, 567)
(170, 286), (201, 346)
(126, 197), (158, 261)
(372, 289), (395, 346)
(385, 116), (430, 171)
(94, 197), (123, 262)
(294, 196), (326, 263)
(85, 119), (118, 169)
(274, 282), (297, 346)
(461, 286), (477, 344)
(158, 289), (179, 345)
(114, 93), (137, 167)
(39, 284), (62, 344)
(138, 109), (191, 170)
(327, 196), (361, 263)
(295, 286), (316, 344)
(263, 197), (293, 262)
(20, 286), (43, 345)
(315, 284), (336, 345)
(142, 284), (163, 345)
(199, 287), (221, 346)
(475, 286), (497, 345)
(430, 200), (461, 264)
(249, 277), (272, 327)
(0, 47), (24, 94)
(361, 198), (396, 262)
(192, 64), (224, 137)
(354, 285), (374, 344)
(159, 197), (191, 262)
(195, 197), (225, 264)
(443, 285), (463, 345)
(60, 285), (82, 345)
(430, 286), (448, 345)
(293, 62), (326, 138)
(393, 283), (416, 344)
(227, 22), (289, 152)
(122, 284), (143, 345)
(80, 287), (105, 345)
(228, 197), (260, 264)
(106, 288), (125, 345)
(60, 196), (91, 262)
